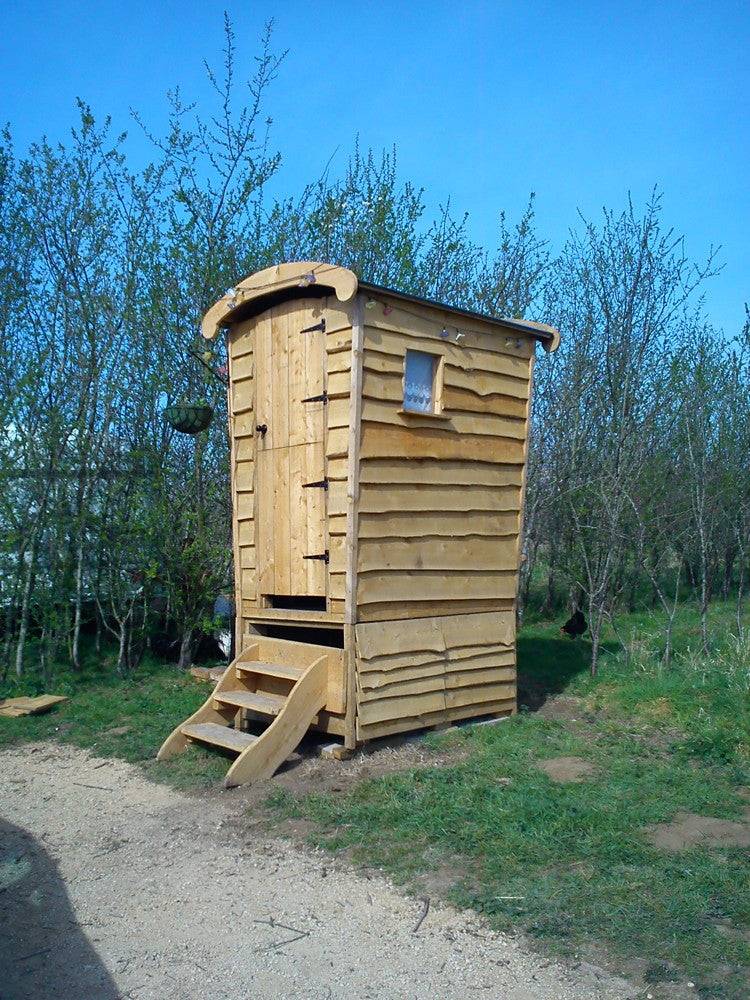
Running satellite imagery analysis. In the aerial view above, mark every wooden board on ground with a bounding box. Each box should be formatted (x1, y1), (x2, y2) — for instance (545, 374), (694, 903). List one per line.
(189, 666), (226, 684)
(0, 695), (68, 717)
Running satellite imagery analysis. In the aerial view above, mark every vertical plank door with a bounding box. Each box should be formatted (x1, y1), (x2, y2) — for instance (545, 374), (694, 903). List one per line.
(254, 301), (328, 599)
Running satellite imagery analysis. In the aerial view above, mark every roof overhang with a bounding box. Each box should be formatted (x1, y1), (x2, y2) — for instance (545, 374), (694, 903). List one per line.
(359, 280), (561, 353)
(201, 261), (560, 353)
(201, 262), (358, 340)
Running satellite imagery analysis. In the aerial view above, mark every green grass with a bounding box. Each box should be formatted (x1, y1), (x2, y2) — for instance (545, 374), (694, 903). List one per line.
(266, 601), (750, 1000)
(0, 652), (225, 789)
(2, 603), (749, 995)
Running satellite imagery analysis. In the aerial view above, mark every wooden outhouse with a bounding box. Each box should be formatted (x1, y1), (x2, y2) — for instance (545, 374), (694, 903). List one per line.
(159, 261), (559, 785)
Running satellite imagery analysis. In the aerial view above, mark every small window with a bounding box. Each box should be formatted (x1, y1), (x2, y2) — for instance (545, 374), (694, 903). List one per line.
(403, 350), (440, 413)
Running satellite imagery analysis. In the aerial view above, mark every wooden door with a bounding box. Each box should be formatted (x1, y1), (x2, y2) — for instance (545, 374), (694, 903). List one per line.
(254, 300), (328, 599)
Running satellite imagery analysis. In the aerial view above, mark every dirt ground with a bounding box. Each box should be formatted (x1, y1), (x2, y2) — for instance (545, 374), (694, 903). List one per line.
(0, 742), (639, 1000)
(536, 755), (597, 783)
(645, 809), (750, 852)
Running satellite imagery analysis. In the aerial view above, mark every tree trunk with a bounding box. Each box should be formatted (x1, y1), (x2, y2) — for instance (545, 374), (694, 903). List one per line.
(588, 592), (605, 677)
(737, 554), (746, 639)
(71, 536), (85, 671)
(590, 625), (601, 677)
(663, 564), (682, 670)
(627, 572), (638, 613)
(39, 626), (49, 686)
(177, 628), (194, 670)
(650, 545), (661, 607)
(722, 547), (735, 602)
(1, 552), (25, 680)
(698, 531), (710, 656)
(14, 530), (39, 677)
(116, 621), (128, 675)
(542, 548), (557, 614)
(517, 538), (537, 624)
(663, 620), (673, 669)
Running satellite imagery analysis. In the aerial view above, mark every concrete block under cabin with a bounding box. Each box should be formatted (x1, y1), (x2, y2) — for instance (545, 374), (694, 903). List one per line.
(157, 261), (560, 786)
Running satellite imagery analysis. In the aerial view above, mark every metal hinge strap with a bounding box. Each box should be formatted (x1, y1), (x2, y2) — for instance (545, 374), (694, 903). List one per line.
(300, 318), (326, 334)
(302, 550), (329, 563)
(302, 478), (328, 490)
(301, 390), (328, 404)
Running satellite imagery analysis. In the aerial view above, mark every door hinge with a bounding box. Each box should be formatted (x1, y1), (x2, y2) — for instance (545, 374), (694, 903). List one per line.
(303, 550), (329, 563)
(302, 478), (329, 490)
(300, 318), (326, 334)
(301, 390), (328, 404)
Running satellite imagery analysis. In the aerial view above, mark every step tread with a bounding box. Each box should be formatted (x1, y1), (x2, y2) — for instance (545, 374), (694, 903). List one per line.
(181, 722), (257, 753)
(236, 660), (305, 682)
(214, 689), (287, 715)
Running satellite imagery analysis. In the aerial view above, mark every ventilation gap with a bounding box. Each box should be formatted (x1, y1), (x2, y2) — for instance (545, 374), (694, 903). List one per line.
(265, 595), (327, 612)
(250, 623), (344, 648)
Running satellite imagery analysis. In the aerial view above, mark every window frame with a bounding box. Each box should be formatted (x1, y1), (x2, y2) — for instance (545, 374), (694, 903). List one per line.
(400, 348), (446, 418)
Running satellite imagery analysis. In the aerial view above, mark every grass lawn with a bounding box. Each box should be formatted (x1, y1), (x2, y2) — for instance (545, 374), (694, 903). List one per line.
(1, 602), (749, 997)
(266, 601), (750, 1000)
(0, 654), (226, 789)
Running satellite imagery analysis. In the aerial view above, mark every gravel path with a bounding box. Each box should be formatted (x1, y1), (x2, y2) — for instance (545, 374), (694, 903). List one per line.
(0, 743), (637, 1000)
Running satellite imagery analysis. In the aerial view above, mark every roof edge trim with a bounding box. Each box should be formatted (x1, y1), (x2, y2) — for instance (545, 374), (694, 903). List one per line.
(201, 262), (359, 340)
(359, 281), (560, 353)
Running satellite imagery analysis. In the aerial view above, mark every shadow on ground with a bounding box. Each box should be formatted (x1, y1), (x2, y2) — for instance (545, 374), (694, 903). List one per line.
(516, 633), (617, 711)
(0, 818), (119, 1000)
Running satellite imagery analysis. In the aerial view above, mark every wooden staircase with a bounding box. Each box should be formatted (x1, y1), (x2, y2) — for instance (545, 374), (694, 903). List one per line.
(157, 639), (332, 787)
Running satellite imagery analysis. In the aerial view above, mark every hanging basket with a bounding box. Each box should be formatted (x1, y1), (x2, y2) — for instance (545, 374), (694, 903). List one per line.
(163, 403), (214, 434)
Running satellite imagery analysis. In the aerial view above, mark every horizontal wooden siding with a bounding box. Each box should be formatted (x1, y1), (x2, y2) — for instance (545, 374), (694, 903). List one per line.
(353, 297), (535, 736)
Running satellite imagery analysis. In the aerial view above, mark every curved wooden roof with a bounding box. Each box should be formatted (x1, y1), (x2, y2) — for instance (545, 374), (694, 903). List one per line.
(201, 262), (358, 340)
(202, 260), (560, 352)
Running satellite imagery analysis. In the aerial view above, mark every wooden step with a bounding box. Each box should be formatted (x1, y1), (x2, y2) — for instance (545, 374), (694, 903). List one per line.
(236, 661), (304, 682)
(181, 722), (257, 753)
(214, 689), (287, 716)
(159, 652), (329, 787)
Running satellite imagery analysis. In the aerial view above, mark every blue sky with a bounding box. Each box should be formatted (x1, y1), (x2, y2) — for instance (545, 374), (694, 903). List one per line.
(2, 1), (748, 333)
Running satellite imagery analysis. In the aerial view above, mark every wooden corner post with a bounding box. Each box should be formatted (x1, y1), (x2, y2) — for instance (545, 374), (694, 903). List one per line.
(343, 294), (365, 749)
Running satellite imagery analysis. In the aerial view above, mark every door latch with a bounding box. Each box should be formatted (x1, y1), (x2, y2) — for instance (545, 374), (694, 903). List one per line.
(300, 318), (326, 334)
(255, 423), (268, 436)
(303, 550), (329, 563)
(301, 390), (328, 404)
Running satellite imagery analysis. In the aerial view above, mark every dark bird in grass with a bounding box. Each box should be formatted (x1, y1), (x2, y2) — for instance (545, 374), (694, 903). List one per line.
(560, 609), (587, 638)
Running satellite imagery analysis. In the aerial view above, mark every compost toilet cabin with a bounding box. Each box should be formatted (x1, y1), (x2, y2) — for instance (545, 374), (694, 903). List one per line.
(158, 261), (560, 786)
